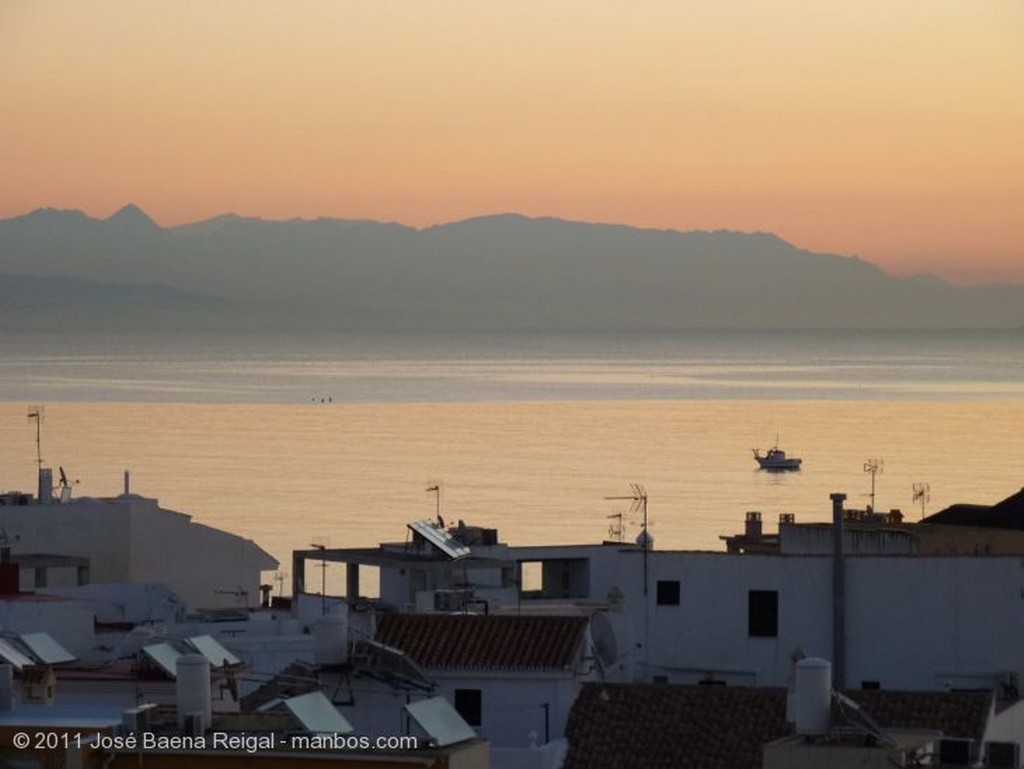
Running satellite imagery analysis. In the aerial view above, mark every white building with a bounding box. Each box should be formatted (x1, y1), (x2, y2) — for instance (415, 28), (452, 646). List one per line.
(294, 500), (1024, 695)
(0, 481), (276, 610)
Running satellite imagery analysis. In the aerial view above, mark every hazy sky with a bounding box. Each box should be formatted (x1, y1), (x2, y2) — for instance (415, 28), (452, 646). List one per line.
(2, 1), (1021, 283)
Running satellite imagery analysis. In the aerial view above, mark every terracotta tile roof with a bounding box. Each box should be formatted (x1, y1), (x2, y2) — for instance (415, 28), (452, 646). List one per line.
(847, 689), (990, 740)
(563, 684), (788, 769)
(562, 684), (993, 769)
(374, 614), (587, 672)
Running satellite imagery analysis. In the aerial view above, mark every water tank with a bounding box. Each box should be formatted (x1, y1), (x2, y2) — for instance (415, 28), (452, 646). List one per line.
(0, 664), (12, 712)
(794, 657), (832, 735)
(176, 654), (212, 731)
(313, 613), (349, 666)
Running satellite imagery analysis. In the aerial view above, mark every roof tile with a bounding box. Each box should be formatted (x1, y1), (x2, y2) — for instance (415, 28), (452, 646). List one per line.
(375, 614), (587, 672)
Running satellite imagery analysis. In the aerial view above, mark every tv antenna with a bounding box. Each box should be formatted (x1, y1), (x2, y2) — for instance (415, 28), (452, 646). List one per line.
(426, 483), (443, 527)
(27, 405), (44, 469)
(863, 458), (883, 512)
(606, 484), (650, 594)
(309, 537), (329, 616)
(607, 511), (625, 542)
(912, 483), (931, 519)
(273, 571), (288, 597)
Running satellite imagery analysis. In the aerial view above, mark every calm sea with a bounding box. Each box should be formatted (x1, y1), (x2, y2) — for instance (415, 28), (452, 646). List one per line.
(0, 329), (1022, 594)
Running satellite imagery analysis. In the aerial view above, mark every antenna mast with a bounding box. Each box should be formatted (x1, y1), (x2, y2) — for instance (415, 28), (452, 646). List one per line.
(863, 458), (883, 512)
(426, 484), (442, 526)
(912, 483), (931, 519)
(27, 405), (44, 469)
(605, 484), (650, 595)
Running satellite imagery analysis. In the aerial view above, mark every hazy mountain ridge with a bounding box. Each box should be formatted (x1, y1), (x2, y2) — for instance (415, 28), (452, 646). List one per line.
(1, 205), (1021, 331)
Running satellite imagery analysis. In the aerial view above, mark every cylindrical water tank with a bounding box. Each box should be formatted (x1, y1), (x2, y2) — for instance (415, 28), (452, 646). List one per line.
(794, 657), (832, 736)
(0, 664), (12, 712)
(176, 654), (212, 731)
(314, 613), (349, 666)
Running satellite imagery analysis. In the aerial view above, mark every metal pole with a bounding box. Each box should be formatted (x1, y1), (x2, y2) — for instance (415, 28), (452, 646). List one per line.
(831, 492), (847, 690)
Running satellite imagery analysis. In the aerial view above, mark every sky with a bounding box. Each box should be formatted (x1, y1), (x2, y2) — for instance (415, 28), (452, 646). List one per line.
(2, 1), (1022, 284)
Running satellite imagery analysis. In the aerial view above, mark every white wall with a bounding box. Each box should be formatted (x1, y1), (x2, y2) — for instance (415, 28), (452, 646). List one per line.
(506, 545), (1024, 691)
(0, 597), (95, 656)
(432, 674), (578, 748)
(0, 494), (277, 610)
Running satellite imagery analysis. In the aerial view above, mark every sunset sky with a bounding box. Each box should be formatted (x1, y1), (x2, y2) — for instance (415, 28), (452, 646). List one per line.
(2, 1), (1021, 284)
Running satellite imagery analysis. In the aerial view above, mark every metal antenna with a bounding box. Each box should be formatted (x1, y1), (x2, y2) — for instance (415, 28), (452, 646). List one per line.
(27, 405), (44, 469)
(426, 484), (443, 527)
(607, 511), (625, 542)
(606, 484), (650, 595)
(274, 571), (288, 598)
(863, 459), (883, 512)
(912, 483), (931, 519)
(309, 538), (329, 616)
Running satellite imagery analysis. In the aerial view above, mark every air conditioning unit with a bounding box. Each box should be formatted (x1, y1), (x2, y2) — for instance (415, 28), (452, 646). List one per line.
(985, 741), (1019, 768)
(434, 590), (468, 612)
(939, 738), (975, 766)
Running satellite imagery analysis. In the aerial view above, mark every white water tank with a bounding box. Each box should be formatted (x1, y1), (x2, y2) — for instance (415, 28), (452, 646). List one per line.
(313, 613), (349, 666)
(176, 654), (212, 731)
(0, 664), (12, 711)
(794, 657), (832, 736)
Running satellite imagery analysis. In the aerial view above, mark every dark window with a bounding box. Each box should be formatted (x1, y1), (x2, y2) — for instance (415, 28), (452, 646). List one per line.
(861, 680), (881, 690)
(748, 590), (778, 637)
(656, 580), (680, 606)
(454, 688), (482, 727)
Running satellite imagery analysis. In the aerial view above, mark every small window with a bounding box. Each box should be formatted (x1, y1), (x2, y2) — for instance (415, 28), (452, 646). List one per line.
(748, 590), (778, 637)
(454, 688), (482, 727)
(656, 580), (680, 606)
(861, 680), (881, 690)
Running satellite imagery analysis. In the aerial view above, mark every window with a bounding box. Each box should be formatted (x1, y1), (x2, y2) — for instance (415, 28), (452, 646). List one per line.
(454, 688), (482, 727)
(748, 590), (778, 637)
(656, 580), (680, 606)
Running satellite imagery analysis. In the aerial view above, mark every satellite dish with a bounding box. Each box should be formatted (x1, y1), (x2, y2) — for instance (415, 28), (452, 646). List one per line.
(591, 612), (619, 668)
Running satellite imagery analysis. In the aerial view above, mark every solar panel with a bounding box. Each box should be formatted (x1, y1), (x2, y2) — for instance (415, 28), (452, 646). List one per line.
(408, 520), (471, 560)
(405, 696), (477, 747)
(187, 635), (241, 667)
(20, 632), (77, 665)
(0, 638), (36, 670)
(141, 642), (182, 678)
(284, 691), (354, 734)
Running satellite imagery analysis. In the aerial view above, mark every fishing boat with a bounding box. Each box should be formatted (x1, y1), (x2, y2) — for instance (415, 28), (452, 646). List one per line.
(752, 443), (802, 471)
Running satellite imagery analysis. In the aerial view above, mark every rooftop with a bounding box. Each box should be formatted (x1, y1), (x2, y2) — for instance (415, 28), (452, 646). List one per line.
(561, 684), (993, 769)
(375, 613), (588, 672)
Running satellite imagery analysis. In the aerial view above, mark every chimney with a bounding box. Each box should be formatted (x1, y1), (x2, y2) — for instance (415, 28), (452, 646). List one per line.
(745, 511), (763, 540)
(37, 468), (53, 505)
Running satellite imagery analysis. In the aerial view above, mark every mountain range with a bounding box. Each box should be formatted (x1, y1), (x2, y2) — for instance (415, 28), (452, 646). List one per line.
(1, 204), (1021, 332)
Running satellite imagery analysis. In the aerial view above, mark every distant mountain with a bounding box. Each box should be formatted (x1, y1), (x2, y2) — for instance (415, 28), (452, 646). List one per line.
(1, 205), (1021, 332)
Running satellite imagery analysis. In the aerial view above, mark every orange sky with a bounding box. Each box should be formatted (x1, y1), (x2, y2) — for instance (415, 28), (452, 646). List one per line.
(2, 1), (1022, 283)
